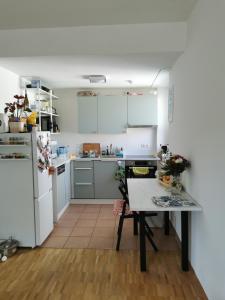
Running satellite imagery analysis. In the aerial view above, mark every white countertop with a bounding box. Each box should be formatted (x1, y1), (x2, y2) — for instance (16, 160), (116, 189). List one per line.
(71, 155), (159, 162)
(124, 155), (160, 161)
(127, 178), (202, 212)
(73, 157), (121, 162)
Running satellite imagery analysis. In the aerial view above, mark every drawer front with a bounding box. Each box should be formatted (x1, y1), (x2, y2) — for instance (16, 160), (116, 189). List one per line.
(74, 169), (93, 183)
(74, 183), (94, 198)
(74, 161), (94, 183)
(74, 161), (93, 169)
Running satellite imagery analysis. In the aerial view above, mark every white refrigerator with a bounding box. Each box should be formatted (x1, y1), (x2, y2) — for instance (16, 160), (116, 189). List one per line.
(0, 131), (53, 247)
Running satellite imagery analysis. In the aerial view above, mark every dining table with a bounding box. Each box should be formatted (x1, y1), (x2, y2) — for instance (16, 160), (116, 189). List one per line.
(127, 178), (202, 272)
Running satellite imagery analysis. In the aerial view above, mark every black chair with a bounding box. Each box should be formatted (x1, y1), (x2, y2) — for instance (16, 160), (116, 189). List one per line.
(116, 180), (158, 252)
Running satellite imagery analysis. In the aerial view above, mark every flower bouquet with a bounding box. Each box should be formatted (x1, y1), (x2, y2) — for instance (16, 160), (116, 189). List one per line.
(159, 154), (190, 192)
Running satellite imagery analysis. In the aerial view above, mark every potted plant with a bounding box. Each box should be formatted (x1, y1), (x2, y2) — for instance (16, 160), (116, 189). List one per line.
(4, 95), (31, 133)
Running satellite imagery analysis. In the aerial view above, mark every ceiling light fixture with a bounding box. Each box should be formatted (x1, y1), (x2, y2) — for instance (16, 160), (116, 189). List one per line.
(88, 75), (106, 84)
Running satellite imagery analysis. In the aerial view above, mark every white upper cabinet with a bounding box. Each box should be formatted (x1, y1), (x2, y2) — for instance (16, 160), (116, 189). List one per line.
(127, 95), (158, 126)
(98, 96), (127, 134)
(78, 96), (98, 134)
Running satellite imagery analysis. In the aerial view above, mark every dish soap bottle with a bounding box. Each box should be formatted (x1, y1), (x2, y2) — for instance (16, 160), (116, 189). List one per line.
(119, 147), (123, 158)
(106, 146), (109, 156)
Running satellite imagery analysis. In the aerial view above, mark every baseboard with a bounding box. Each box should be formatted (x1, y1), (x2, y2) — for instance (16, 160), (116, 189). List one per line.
(57, 202), (70, 220)
(170, 221), (208, 298)
(70, 199), (115, 204)
(169, 221), (181, 249)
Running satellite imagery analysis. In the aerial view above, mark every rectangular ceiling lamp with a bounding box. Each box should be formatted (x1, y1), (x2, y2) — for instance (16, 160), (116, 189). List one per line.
(89, 75), (106, 84)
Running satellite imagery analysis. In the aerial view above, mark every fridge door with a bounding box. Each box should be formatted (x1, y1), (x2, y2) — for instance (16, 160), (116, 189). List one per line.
(0, 133), (36, 247)
(32, 131), (52, 198)
(35, 190), (54, 245)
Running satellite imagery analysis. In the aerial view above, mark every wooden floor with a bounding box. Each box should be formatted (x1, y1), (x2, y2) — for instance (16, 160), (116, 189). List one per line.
(0, 247), (207, 300)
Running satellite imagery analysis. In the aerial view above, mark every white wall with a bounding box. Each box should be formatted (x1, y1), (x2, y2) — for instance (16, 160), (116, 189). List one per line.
(157, 87), (169, 151)
(169, 1), (225, 299)
(0, 66), (20, 113)
(53, 88), (158, 155)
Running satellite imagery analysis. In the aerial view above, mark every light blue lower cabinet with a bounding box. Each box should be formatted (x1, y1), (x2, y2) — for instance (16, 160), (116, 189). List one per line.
(74, 183), (95, 199)
(72, 160), (122, 199)
(73, 161), (95, 198)
(56, 170), (66, 212)
(65, 161), (71, 203)
(94, 161), (121, 199)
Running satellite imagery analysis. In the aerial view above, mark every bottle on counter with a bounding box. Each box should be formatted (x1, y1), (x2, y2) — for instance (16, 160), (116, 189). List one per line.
(120, 147), (123, 157)
(24, 90), (29, 110)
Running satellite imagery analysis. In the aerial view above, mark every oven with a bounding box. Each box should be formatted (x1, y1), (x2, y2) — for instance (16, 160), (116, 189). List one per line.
(125, 160), (157, 179)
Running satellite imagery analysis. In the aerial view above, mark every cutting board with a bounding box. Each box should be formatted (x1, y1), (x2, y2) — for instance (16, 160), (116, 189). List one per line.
(83, 143), (101, 155)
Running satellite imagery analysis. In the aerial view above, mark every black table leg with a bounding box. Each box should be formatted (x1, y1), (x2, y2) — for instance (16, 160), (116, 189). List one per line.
(133, 213), (138, 235)
(164, 211), (170, 235)
(125, 167), (129, 190)
(139, 211), (147, 272)
(181, 211), (189, 271)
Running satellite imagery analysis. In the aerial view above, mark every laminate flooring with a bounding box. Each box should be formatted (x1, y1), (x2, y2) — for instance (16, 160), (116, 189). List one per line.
(0, 204), (208, 299)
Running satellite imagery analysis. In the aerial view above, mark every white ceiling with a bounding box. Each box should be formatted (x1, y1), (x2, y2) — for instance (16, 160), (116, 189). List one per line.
(0, 54), (172, 88)
(0, 1), (193, 89)
(0, 0), (197, 29)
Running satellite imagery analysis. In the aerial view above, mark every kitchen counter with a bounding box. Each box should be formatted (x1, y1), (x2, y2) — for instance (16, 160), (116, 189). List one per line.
(71, 155), (159, 162)
(124, 155), (160, 161)
(72, 157), (121, 162)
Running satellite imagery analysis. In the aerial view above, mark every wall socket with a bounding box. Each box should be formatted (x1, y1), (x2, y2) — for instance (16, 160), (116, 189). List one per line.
(140, 144), (150, 149)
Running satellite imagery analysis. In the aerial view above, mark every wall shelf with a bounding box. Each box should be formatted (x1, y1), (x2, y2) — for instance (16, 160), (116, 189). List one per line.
(0, 158), (30, 161)
(0, 144), (29, 147)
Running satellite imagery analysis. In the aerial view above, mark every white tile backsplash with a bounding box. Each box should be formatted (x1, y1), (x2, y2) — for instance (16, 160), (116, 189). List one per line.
(54, 127), (157, 156)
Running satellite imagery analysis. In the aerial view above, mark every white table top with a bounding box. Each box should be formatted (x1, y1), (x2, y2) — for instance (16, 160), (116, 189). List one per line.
(127, 179), (202, 212)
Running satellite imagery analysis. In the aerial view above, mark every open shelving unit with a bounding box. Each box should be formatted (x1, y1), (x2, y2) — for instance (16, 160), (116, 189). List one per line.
(35, 88), (60, 134)
(20, 76), (59, 134)
(20, 77), (60, 134)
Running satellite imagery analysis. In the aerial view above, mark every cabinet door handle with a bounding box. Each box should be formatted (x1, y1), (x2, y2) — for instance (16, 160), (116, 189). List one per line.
(75, 183), (93, 186)
(75, 167), (92, 170)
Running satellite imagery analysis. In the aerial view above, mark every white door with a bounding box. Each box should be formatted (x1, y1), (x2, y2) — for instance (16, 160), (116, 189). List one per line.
(35, 190), (53, 245)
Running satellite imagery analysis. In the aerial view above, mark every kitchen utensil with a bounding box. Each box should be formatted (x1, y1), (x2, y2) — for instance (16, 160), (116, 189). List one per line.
(83, 143), (101, 156)
(57, 146), (68, 158)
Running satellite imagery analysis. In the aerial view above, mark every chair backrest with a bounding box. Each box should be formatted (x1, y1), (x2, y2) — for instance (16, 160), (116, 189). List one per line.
(118, 180), (130, 214)
(118, 180), (129, 202)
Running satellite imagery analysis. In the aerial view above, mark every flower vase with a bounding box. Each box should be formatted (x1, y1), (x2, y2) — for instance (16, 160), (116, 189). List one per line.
(9, 121), (25, 133)
(171, 175), (183, 194)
